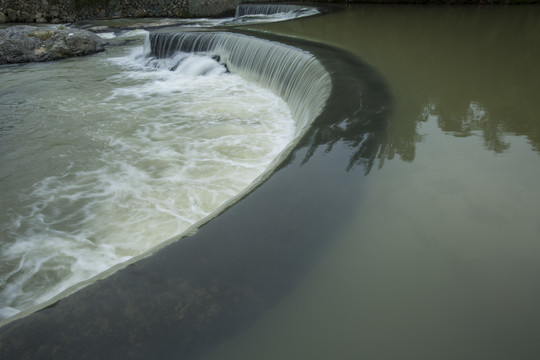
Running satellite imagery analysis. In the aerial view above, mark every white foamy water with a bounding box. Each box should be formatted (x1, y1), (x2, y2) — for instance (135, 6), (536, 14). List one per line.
(0, 42), (295, 320)
(97, 32), (116, 39)
(84, 4), (319, 34)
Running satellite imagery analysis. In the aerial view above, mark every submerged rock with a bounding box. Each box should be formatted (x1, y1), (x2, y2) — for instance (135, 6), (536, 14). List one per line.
(0, 25), (106, 64)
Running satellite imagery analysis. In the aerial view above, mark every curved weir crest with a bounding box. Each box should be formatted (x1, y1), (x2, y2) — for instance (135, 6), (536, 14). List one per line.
(0, 30), (332, 328)
(147, 31), (332, 137)
(235, 4), (318, 17)
(0, 27), (392, 359)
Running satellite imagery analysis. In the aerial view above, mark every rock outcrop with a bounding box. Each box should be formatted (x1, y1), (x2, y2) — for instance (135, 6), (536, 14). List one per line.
(0, 0), (191, 24)
(0, 25), (106, 64)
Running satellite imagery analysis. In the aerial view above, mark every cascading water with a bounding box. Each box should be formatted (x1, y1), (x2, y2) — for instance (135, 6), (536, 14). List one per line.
(1, 29), (320, 321)
(147, 31), (331, 137)
(235, 4), (319, 18)
(70, 3), (321, 32)
(0, 18), (394, 357)
(0, 6), (332, 321)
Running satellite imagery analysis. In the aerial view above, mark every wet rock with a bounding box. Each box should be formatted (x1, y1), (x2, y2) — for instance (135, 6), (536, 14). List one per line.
(0, 13), (7, 23)
(0, 25), (107, 64)
(19, 11), (33, 22)
(6, 9), (19, 21)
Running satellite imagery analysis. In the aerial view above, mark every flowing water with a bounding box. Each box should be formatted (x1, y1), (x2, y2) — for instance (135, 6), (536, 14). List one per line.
(1, 4), (540, 359)
(0, 12), (318, 320)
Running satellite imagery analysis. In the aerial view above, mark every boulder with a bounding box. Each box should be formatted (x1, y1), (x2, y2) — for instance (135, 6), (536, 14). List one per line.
(6, 9), (19, 22)
(0, 26), (107, 64)
(0, 12), (7, 24)
(19, 11), (34, 22)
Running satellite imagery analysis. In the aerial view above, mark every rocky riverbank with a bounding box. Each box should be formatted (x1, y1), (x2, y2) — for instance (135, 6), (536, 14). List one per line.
(0, 0), (229, 24)
(1, 0), (538, 25)
(0, 25), (106, 64)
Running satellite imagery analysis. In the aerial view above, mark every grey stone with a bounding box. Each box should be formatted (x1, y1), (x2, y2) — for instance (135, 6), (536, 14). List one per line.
(52, 29), (106, 57)
(189, 0), (242, 17)
(19, 11), (34, 22)
(0, 0), (209, 23)
(0, 26), (107, 64)
(6, 9), (19, 22)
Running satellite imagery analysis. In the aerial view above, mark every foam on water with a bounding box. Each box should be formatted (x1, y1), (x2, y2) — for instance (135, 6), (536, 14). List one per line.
(119, 29), (150, 38)
(227, 7), (320, 25)
(235, 4), (320, 19)
(0, 44), (295, 320)
(97, 32), (116, 39)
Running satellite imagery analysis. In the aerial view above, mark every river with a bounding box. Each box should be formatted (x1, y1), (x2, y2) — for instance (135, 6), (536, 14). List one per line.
(1, 4), (540, 359)
(203, 4), (540, 360)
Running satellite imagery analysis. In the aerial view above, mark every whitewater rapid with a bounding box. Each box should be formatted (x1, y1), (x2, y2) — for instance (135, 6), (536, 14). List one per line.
(0, 32), (295, 320)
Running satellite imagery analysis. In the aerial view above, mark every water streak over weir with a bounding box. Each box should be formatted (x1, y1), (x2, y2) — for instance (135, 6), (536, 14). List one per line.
(147, 31), (331, 136)
(235, 4), (314, 17)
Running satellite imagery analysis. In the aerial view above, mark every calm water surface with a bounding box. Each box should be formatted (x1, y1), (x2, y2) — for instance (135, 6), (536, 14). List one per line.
(203, 5), (540, 359)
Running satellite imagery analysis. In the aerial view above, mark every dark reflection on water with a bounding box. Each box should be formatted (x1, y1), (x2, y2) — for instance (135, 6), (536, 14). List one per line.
(257, 5), (540, 160)
(426, 100), (511, 153)
(297, 48), (393, 174)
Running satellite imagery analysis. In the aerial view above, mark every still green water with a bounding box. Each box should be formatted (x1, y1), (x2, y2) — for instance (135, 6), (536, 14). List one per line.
(203, 5), (540, 359)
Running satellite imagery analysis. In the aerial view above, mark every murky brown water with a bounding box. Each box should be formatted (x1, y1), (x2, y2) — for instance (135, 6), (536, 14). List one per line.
(202, 5), (540, 359)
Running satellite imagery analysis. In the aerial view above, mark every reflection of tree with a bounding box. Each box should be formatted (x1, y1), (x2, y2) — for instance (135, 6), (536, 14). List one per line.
(377, 115), (426, 165)
(297, 78), (537, 176)
(267, 3), (540, 169)
(298, 70), (394, 175)
(297, 85), (424, 175)
(299, 83), (538, 176)
(301, 107), (389, 174)
(428, 100), (511, 153)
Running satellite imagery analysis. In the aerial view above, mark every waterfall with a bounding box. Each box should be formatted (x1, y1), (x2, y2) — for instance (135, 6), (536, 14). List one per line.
(147, 31), (331, 137)
(235, 4), (313, 17)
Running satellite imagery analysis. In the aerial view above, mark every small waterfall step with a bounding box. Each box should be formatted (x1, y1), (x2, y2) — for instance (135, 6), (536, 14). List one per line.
(147, 31), (331, 137)
(235, 3), (317, 17)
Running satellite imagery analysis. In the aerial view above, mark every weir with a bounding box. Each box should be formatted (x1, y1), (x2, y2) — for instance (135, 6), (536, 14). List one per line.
(147, 31), (331, 136)
(0, 28), (391, 359)
(235, 4), (314, 17)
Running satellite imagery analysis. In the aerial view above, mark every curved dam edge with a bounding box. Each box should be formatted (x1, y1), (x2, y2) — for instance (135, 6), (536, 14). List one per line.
(0, 30), (392, 359)
(0, 28), (332, 328)
(146, 29), (332, 137)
